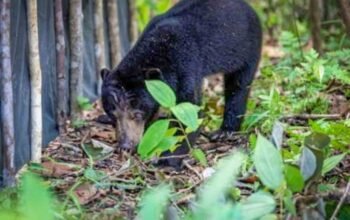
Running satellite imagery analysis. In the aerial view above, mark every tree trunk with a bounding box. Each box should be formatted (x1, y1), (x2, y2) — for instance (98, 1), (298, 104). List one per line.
(107, 0), (122, 68)
(69, 0), (83, 116)
(0, 0), (16, 187)
(93, 0), (106, 94)
(128, 0), (138, 46)
(27, 0), (43, 162)
(309, 0), (323, 54)
(54, 0), (67, 134)
(339, 0), (350, 38)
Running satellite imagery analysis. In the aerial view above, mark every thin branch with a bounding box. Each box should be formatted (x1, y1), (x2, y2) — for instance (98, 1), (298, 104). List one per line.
(331, 182), (350, 220)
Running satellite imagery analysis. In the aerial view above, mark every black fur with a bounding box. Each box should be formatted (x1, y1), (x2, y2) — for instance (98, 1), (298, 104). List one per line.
(102, 0), (262, 166)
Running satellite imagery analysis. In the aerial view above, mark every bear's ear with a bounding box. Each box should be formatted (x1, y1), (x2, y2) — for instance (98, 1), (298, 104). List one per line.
(143, 68), (163, 80)
(100, 68), (111, 81)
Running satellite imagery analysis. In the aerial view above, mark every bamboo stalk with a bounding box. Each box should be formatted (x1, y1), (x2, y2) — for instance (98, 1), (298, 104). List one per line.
(107, 0), (122, 67)
(93, 0), (107, 94)
(54, 0), (67, 134)
(309, 0), (323, 54)
(27, 0), (43, 163)
(128, 0), (138, 45)
(0, 0), (16, 186)
(69, 0), (83, 116)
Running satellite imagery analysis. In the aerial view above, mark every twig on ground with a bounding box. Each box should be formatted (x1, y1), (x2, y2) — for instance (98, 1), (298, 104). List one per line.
(183, 160), (202, 181)
(282, 114), (342, 121)
(330, 181), (350, 220)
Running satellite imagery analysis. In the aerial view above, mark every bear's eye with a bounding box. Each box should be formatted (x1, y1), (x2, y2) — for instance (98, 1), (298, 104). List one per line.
(132, 111), (144, 121)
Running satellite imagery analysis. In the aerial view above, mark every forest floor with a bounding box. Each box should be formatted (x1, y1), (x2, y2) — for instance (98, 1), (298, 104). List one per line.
(26, 42), (350, 219)
(37, 101), (252, 219)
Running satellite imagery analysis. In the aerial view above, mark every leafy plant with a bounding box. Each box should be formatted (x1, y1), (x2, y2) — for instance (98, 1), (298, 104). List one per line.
(77, 96), (93, 111)
(136, 0), (173, 31)
(0, 172), (56, 220)
(136, 151), (277, 220)
(138, 80), (204, 164)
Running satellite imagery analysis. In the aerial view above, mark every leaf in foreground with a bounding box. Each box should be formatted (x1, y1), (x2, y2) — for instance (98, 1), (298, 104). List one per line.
(300, 147), (317, 181)
(20, 173), (55, 220)
(240, 192), (276, 220)
(138, 120), (169, 158)
(322, 153), (346, 176)
(253, 134), (284, 190)
(171, 102), (200, 131)
(137, 184), (172, 220)
(146, 80), (176, 108)
(194, 152), (246, 219)
(284, 164), (304, 193)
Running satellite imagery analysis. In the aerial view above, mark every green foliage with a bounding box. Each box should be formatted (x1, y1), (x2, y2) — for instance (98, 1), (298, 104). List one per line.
(253, 135), (284, 190)
(136, 151), (278, 220)
(136, 0), (173, 31)
(77, 96), (93, 111)
(171, 103), (200, 132)
(137, 184), (172, 220)
(322, 153), (346, 176)
(138, 119), (170, 158)
(239, 192), (276, 220)
(284, 165), (304, 193)
(139, 80), (202, 162)
(0, 172), (55, 220)
(146, 80), (176, 108)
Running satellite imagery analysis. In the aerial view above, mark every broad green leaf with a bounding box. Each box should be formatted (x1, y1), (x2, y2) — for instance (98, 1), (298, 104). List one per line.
(20, 173), (55, 220)
(322, 153), (346, 175)
(194, 152), (246, 220)
(156, 136), (179, 153)
(171, 102), (200, 131)
(240, 192), (276, 220)
(137, 184), (172, 220)
(138, 120), (169, 158)
(300, 147), (317, 181)
(284, 165), (305, 193)
(304, 132), (330, 150)
(165, 128), (178, 137)
(253, 135), (284, 190)
(145, 80), (176, 108)
(191, 149), (208, 166)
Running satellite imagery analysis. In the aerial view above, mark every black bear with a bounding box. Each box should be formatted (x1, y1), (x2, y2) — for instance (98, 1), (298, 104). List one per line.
(101, 0), (262, 165)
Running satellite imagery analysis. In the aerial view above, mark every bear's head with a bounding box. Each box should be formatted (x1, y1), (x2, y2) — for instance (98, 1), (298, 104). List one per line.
(100, 68), (160, 152)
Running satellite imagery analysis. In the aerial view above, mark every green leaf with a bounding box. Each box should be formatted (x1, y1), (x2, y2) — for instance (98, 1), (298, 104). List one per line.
(138, 120), (169, 158)
(146, 80), (176, 108)
(304, 132), (330, 150)
(300, 147), (317, 181)
(156, 136), (179, 153)
(240, 192), (276, 220)
(20, 173), (55, 220)
(195, 152), (246, 220)
(322, 153), (346, 175)
(253, 135), (284, 190)
(77, 96), (93, 110)
(137, 184), (172, 220)
(84, 168), (107, 183)
(171, 102), (200, 131)
(284, 165), (305, 193)
(284, 190), (297, 216)
(191, 149), (208, 166)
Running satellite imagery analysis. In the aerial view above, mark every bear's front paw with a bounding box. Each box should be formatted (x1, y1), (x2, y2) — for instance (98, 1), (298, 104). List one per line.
(115, 142), (136, 154)
(208, 129), (239, 142)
